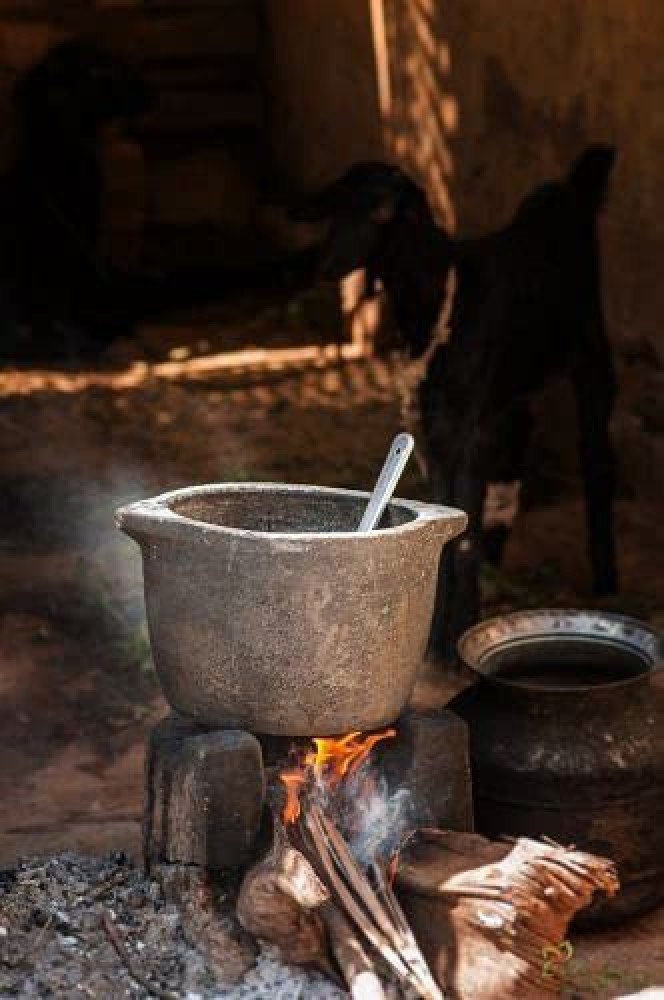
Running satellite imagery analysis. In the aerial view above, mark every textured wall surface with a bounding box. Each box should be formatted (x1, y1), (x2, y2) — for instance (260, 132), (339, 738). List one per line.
(1, 0), (661, 353)
(266, 0), (664, 354)
(264, 0), (384, 189)
(443, 0), (664, 354)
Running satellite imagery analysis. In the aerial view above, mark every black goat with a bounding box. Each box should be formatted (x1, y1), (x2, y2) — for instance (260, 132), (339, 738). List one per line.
(0, 37), (151, 356)
(294, 148), (618, 655)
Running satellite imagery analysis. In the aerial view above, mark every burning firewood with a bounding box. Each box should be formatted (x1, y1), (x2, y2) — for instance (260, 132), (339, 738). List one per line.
(240, 727), (445, 998)
(395, 829), (620, 999)
(300, 805), (444, 999)
(237, 720), (620, 1000)
(238, 726), (447, 997)
(236, 820), (335, 975)
(238, 816), (392, 996)
(321, 904), (388, 1000)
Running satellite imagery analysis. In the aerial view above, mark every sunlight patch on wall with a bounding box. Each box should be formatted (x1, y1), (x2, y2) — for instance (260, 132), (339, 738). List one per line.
(369, 0), (458, 232)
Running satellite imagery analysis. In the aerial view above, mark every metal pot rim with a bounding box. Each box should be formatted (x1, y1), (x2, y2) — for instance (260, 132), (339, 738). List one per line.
(457, 608), (663, 691)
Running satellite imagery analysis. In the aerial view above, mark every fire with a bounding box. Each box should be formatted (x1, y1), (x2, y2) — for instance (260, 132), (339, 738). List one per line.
(280, 728), (395, 824)
(307, 730), (396, 786)
(281, 768), (306, 824)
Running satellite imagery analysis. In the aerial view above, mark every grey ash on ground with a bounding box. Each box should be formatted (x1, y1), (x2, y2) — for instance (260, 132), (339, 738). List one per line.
(0, 853), (345, 998)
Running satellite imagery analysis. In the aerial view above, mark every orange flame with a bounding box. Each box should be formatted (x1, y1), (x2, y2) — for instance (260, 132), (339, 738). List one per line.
(306, 729), (396, 787)
(279, 728), (395, 824)
(281, 768), (306, 824)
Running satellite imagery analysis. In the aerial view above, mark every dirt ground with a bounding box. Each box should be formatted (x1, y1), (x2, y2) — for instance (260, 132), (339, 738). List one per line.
(0, 304), (662, 996)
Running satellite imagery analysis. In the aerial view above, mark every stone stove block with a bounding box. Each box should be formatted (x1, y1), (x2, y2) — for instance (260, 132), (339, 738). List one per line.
(375, 709), (473, 833)
(145, 714), (265, 872)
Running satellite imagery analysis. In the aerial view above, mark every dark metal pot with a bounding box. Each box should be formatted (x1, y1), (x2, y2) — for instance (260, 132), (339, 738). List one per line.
(450, 609), (664, 925)
(116, 483), (466, 735)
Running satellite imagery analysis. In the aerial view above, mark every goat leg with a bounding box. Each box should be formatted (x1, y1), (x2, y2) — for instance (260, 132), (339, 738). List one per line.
(481, 403), (532, 567)
(426, 454), (459, 662)
(573, 357), (618, 595)
(445, 472), (486, 644)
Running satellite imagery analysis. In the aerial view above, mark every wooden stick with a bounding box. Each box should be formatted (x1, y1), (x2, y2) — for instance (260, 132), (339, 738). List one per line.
(302, 809), (414, 981)
(315, 809), (442, 999)
(101, 910), (177, 1000)
(370, 862), (412, 937)
(370, 862), (444, 999)
(321, 902), (387, 1000)
(302, 807), (444, 1000)
(315, 808), (398, 940)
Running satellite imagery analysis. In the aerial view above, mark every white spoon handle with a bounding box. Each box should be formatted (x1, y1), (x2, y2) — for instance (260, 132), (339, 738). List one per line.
(357, 432), (415, 532)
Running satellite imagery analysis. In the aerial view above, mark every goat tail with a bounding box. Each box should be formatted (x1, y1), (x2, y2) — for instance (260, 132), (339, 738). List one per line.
(566, 144), (616, 213)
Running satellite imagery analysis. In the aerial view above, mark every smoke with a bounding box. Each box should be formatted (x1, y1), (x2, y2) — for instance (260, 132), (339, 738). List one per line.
(347, 778), (413, 867)
(311, 760), (414, 869)
(75, 461), (156, 615)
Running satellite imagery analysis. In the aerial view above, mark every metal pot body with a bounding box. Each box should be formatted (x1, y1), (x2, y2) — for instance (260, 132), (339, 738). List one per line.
(451, 610), (664, 925)
(116, 483), (466, 735)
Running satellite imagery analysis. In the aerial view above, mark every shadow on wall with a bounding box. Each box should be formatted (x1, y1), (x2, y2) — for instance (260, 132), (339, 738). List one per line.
(370, 0), (458, 231)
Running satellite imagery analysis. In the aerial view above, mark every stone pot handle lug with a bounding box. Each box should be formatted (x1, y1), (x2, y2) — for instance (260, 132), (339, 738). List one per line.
(432, 506), (467, 542)
(115, 500), (174, 545)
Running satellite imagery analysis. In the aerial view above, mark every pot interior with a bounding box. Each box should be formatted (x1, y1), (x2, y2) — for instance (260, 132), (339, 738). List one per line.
(483, 637), (651, 690)
(170, 487), (417, 533)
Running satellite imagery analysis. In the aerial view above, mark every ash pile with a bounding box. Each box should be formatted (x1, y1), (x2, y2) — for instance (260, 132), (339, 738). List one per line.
(0, 853), (344, 998)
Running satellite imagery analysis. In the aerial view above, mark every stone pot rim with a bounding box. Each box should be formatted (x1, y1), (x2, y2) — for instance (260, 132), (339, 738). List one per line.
(115, 481), (467, 544)
(457, 608), (663, 694)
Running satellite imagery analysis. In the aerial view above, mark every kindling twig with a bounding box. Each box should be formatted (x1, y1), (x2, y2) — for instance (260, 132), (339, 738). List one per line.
(299, 808), (409, 976)
(369, 860), (444, 999)
(300, 805), (444, 999)
(101, 910), (177, 1000)
(321, 902), (387, 1000)
(4, 914), (55, 970)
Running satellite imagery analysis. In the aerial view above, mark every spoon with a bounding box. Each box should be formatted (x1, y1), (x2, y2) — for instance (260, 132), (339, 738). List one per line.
(357, 432), (415, 532)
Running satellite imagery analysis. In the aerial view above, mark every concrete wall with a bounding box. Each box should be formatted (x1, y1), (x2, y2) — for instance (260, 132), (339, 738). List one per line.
(443, 0), (664, 353)
(263, 0), (384, 189)
(265, 0), (664, 353)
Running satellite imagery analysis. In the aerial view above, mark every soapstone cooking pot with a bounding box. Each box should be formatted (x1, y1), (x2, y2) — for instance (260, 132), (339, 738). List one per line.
(116, 483), (466, 735)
